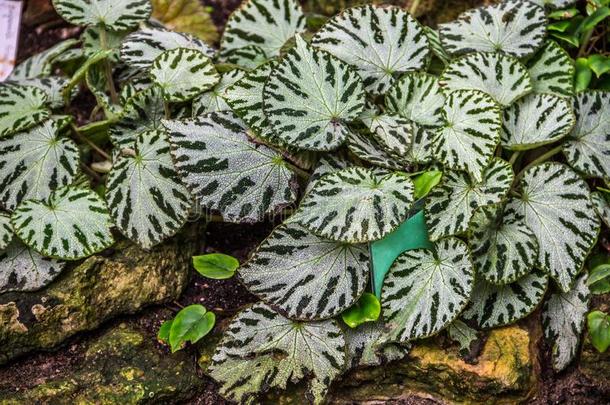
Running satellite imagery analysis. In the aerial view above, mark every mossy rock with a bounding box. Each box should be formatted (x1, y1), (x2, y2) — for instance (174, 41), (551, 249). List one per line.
(0, 323), (205, 404)
(0, 227), (198, 364)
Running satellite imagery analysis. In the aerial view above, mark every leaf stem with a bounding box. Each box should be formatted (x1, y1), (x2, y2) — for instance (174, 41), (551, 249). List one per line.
(71, 124), (111, 161)
(284, 160), (310, 180)
(99, 26), (119, 105)
(409, 0), (422, 15)
(508, 151), (521, 166)
(514, 144), (564, 183)
(164, 102), (172, 120)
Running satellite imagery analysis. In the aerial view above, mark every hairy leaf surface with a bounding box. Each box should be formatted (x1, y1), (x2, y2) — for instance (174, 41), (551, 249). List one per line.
(222, 45), (268, 69)
(345, 320), (408, 369)
(294, 167), (414, 243)
(439, 0), (547, 58)
(264, 36), (365, 151)
(239, 222), (370, 320)
(52, 0), (151, 30)
(0, 85), (49, 138)
(382, 237), (474, 341)
(0, 213), (13, 250)
(527, 41), (574, 97)
(385, 72), (445, 128)
(312, 5), (429, 94)
(193, 69), (246, 116)
(163, 112), (297, 223)
(408, 124), (435, 163)
(110, 87), (165, 148)
(507, 163), (600, 292)
(347, 130), (405, 170)
(447, 320), (478, 356)
(12, 186), (114, 260)
(359, 109), (413, 160)
(463, 270), (548, 328)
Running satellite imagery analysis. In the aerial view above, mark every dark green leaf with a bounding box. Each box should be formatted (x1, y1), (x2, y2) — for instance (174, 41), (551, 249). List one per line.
(342, 293), (381, 328)
(158, 320), (173, 343)
(548, 21), (572, 32)
(575, 58), (593, 91)
(169, 304), (216, 352)
(588, 310), (610, 352)
(548, 8), (580, 19)
(551, 32), (580, 47)
(193, 253), (239, 280)
(588, 264), (610, 294)
(579, 6), (610, 32)
(587, 55), (610, 78)
(413, 171), (442, 199)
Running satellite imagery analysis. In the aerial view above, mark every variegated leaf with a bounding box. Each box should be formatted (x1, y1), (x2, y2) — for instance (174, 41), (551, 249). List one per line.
(0, 239), (65, 293)
(192, 69), (246, 116)
(463, 270), (548, 328)
(0, 119), (80, 211)
(447, 320), (478, 356)
(86, 64), (122, 116)
(106, 130), (191, 250)
(563, 91), (610, 179)
(304, 153), (351, 195)
(163, 112), (297, 223)
(433, 90), (502, 181)
(312, 5), (429, 94)
(424, 27), (450, 65)
(264, 36), (365, 151)
(382, 237), (474, 342)
(408, 124), (435, 164)
(82, 26), (125, 62)
(294, 167), (414, 243)
(439, 0), (547, 58)
(52, 0), (151, 30)
(347, 130), (405, 170)
(530, 0), (576, 8)
(592, 191), (610, 228)
(110, 86), (165, 148)
(507, 163), (600, 292)
(150, 48), (219, 102)
(8, 39), (78, 80)
(385, 72), (445, 128)
(222, 45), (267, 69)
(425, 158), (513, 241)
(359, 108), (413, 160)
(501, 93), (575, 150)
(439, 52), (532, 106)
(8, 77), (73, 110)
(0, 213), (13, 250)
(239, 222), (369, 320)
(0, 85), (50, 138)
(12, 186), (114, 260)
(542, 273), (589, 372)
(527, 41), (574, 97)
(469, 203), (538, 285)
(345, 320), (409, 369)
(120, 27), (215, 69)
(209, 303), (345, 404)
(220, 0), (305, 57)
(119, 75), (153, 105)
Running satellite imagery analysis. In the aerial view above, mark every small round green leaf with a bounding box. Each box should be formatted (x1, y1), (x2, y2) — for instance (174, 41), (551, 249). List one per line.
(193, 253), (239, 279)
(157, 319), (173, 343)
(169, 304), (216, 352)
(413, 170), (442, 200)
(342, 293), (381, 329)
(587, 310), (610, 353)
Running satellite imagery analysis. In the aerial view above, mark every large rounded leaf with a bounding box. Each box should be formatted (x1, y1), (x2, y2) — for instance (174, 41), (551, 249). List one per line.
(562, 91), (610, 179)
(192, 70), (246, 116)
(150, 48), (219, 103)
(52, 0), (151, 30)
(527, 41), (574, 97)
(439, 52), (532, 106)
(433, 90), (502, 182)
(220, 0), (305, 57)
(463, 271), (548, 328)
(294, 167), (414, 243)
(264, 36), (365, 151)
(469, 203), (538, 285)
(501, 93), (575, 150)
(346, 130), (405, 170)
(12, 186), (114, 260)
(0, 239), (65, 293)
(382, 237), (474, 342)
(358, 109), (413, 161)
(385, 72), (445, 128)
(542, 273), (590, 372)
(106, 130), (192, 250)
(8, 77), (73, 109)
(120, 27), (215, 69)
(439, 0), (547, 58)
(507, 163), (600, 292)
(0, 85), (49, 138)
(239, 223), (370, 320)
(312, 5), (429, 94)
(163, 112), (297, 223)
(0, 119), (80, 211)
(408, 124), (435, 164)
(209, 303), (345, 404)
(110, 86), (165, 148)
(425, 159), (513, 241)
(8, 39), (78, 80)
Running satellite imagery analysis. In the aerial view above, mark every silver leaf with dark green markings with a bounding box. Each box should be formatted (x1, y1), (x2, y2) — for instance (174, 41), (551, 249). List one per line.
(106, 130), (192, 250)
(239, 222), (370, 320)
(527, 41), (574, 97)
(530, 0), (576, 8)
(346, 130), (405, 170)
(0, 213), (13, 250)
(150, 48), (219, 103)
(220, 0), (305, 58)
(463, 270), (548, 328)
(382, 237), (474, 342)
(439, 0), (547, 58)
(12, 186), (114, 260)
(424, 27), (450, 65)
(344, 320), (409, 369)
(425, 158), (513, 241)
(408, 124), (435, 164)
(264, 36), (365, 151)
(562, 91), (610, 179)
(592, 191), (610, 228)
(222, 45), (268, 69)
(120, 27), (215, 69)
(7, 77), (73, 109)
(8, 39), (78, 81)
(433, 90), (502, 181)
(52, 0), (152, 30)
(358, 108), (413, 161)
(209, 302), (344, 404)
(439, 52), (532, 106)
(0, 85), (49, 138)
(193, 70), (246, 116)
(304, 154), (351, 195)
(110, 86), (165, 148)
(82, 26), (125, 62)
(447, 320), (478, 356)
(163, 112), (297, 223)
(469, 203), (538, 285)
(0, 119), (80, 211)
(385, 72), (445, 128)
(293, 167), (414, 243)
(501, 93), (575, 150)
(507, 163), (600, 292)
(312, 5), (430, 94)
(542, 273), (590, 372)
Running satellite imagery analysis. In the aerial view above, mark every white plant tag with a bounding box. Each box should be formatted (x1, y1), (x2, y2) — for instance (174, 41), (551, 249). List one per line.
(0, 0), (22, 81)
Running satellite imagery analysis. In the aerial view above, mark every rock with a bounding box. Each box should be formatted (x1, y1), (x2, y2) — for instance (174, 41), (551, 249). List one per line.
(0, 323), (205, 404)
(0, 228), (198, 364)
